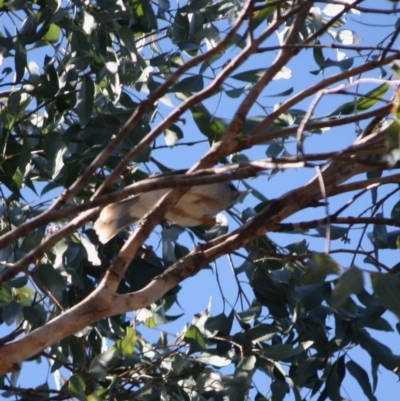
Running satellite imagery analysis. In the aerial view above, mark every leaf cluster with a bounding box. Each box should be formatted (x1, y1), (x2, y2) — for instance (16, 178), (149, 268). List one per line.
(1, 0), (400, 400)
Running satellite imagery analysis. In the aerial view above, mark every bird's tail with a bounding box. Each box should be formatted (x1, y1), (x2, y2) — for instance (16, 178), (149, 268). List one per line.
(94, 200), (138, 243)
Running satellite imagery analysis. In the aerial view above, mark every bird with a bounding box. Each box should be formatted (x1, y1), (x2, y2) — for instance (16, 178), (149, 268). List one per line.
(94, 179), (245, 243)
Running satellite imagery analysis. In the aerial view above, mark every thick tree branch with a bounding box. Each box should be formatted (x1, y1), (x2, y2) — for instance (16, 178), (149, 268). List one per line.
(0, 125), (390, 373)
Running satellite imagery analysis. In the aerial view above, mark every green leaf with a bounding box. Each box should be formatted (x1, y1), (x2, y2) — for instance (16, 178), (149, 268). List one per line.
(371, 273), (400, 318)
(42, 24), (60, 42)
(294, 282), (331, 311)
(225, 86), (246, 98)
(77, 75), (95, 127)
(195, 351), (231, 368)
(253, 4), (276, 30)
(385, 119), (400, 152)
(313, 225), (348, 240)
(131, 0), (158, 33)
(236, 303), (262, 324)
(246, 324), (279, 342)
(346, 361), (378, 401)
(23, 304), (47, 329)
(326, 356), (346, 401)
(74, 233), (101, 266)
(310, 57), (354, 75)
(232, 67), (291, 82)
(294, 356), (327, 387)
(232, 68), (267, 83)
(391, 200), (400, 220)
(144, 312), (184, 327)
(36, 263), (66, 300)
(117, 25), (138, 61)
(260, 341), (313, 361)
(313, 41), (325, 67)
(180, 0), (211, 13)
(367, 316), (393, 332)
(371, 358), (379, 393)
(8, 275), (28, 288)
(266, 141), (283, 157)
(69, 336), (86, 367)
(7, 91), (21, 115)
(52, 145), (67, 180)
(368, 228), (400, 250)
(244, 182), (269, 202)
(300, 253), (340, 285)
(164, 124), (183, 146)
(170, 8), (189, 44)
(184, 325), (206, 349)
(191, 103), (227, 141)
(359, 330), (400, 371)
(271, 380), (289, 401)
(251, 268), (289, 317)
(330, 267), (364, 309)
(264, 87), (294, 97)
(14, 39), (27, 82)
(286, 239), (308, 255)
(42, 132), (61, 162)
(234, 355), (256, 388)
(2, 301), (21, 325)
(328, 83), (389, 116)
(205, 311), (234, 336)
(114, 327), (136, 355)
(12, 137), (31, 189)
(170, 75), (204, 93)
(89, 349), (119, 381)
(69, 374), (87, 401)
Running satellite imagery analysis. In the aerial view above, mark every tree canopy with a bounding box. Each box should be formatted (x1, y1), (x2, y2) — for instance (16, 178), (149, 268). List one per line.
(1, 0), (400, 400)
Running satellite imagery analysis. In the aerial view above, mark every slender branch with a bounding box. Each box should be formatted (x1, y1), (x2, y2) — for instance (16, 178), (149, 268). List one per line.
(278, 216), (400, 233)
(245, 54), (400, 141)
(330, 173), (400, 197)
(329, 249), (391, 272)
(256, 43), (400, 54)
(244, 102), (393, 147)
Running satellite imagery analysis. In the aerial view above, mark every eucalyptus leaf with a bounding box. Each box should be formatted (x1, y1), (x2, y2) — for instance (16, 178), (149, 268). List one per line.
(371, 273), (400, 318)
(170, 75), (204, 93)
(347, 361), (377, 401)
(260, 341), (313, 361)
(300, 254), (340, 285)
(77, 75), (94, 127)
(164, 124), (184, 146)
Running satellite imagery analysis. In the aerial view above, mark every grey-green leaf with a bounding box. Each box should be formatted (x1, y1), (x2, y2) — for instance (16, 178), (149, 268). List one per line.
(77, 75), (94, 127)
(371, 273), (400, 318)
(164, 124), (184, 147)
(346, 360), (377, 401)
(271, 380), (289, 401)
(14, 40), (27, 82)
(331, 267), (363, 309)
(260, 341), (313, 361)
(170, 75), (204, 92)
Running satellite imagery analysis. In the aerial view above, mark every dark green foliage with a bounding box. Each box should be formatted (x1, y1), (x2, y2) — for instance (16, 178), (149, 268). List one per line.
(1, 1), (400, 400)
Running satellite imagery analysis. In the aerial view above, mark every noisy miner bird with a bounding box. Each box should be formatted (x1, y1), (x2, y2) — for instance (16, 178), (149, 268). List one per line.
(94, 178), (245, 244)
